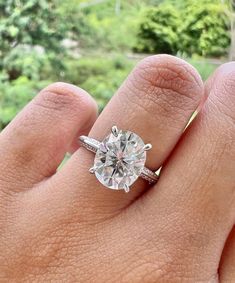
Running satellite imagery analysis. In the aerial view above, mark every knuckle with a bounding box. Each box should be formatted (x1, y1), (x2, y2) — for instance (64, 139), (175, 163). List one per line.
(135, 55), (202, 100)
(123, 55), (203, 122)
(212, 68), (235, 123)
(121, 262), (166, 283)
(121, 252), (201, 283)
(35, 82), (93, 117)
(0, 225), (73, 281)
(122, 215), (215, 283)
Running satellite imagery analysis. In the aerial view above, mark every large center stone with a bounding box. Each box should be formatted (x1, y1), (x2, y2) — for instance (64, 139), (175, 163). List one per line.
(94, 130), (146, 190)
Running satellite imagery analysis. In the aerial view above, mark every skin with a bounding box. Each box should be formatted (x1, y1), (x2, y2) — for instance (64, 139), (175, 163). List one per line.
(0, 55), (234, 282)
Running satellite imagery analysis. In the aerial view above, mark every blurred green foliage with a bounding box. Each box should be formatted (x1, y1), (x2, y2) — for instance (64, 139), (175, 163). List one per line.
(135, 4), (181, 54)
(136, 0), (230, 56)
(63, 55), (134, 109)
(181, 1), (231, 56)
(0, 0), (68, 81)
(0, 77), (50, 128)
(0, 0), (228, 129)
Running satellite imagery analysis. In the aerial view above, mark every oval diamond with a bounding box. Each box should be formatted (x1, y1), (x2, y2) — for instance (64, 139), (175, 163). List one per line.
(94, 130), (146, 191)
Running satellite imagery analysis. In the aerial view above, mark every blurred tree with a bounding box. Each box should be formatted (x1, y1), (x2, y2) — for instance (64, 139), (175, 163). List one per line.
(0, 0), (68, 81)
(57, 0), (143, 52)
(181, 1), (230, 57)
(135, 1), (230, 57)
(0, 0), (220, 130)
(224, 0), (235, 59)
(135, 4), (181, 54)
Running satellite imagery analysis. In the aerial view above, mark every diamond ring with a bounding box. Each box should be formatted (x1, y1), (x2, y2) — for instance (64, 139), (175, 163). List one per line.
(79, 126), (159, 193)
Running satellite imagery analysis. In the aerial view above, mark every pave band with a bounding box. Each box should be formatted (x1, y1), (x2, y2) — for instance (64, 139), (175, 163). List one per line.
(79, 135), (159, 188)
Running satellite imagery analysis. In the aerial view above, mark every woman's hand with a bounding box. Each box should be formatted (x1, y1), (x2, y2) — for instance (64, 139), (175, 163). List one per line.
(0, 55), (235, 282)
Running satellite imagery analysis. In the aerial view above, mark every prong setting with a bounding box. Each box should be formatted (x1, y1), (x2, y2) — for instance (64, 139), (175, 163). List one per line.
(124, 184), (130, 193)
(89, 167), (96, 174)
(111, 125), (119, 137)
(93, 129), (146, 191)
(80, 128), (159, 192)
(143, 143), (152, 151)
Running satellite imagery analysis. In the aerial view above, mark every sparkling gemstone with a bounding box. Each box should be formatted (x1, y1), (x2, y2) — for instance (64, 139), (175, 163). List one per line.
(94, 130), (146, 191)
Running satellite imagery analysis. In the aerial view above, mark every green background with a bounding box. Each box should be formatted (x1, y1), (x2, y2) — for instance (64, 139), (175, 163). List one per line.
(0, 0), (234, 130)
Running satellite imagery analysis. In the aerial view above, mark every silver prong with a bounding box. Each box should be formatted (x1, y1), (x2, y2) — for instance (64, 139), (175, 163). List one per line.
(79, 135), (86, 143)
(89, 167), (95, 174)
(111, 125), (119, 137)
(124, 184), (130, 193)
(143, 143), (152, 151)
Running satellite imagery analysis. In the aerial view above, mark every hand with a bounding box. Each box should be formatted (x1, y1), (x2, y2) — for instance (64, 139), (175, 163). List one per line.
(0, 55), (234, 282)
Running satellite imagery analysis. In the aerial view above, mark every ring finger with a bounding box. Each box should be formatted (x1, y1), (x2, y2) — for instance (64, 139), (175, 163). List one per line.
(47, 55), (204, 219)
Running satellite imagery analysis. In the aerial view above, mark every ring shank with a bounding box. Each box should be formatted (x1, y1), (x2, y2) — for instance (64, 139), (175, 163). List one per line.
(79, 136), (159, 185)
